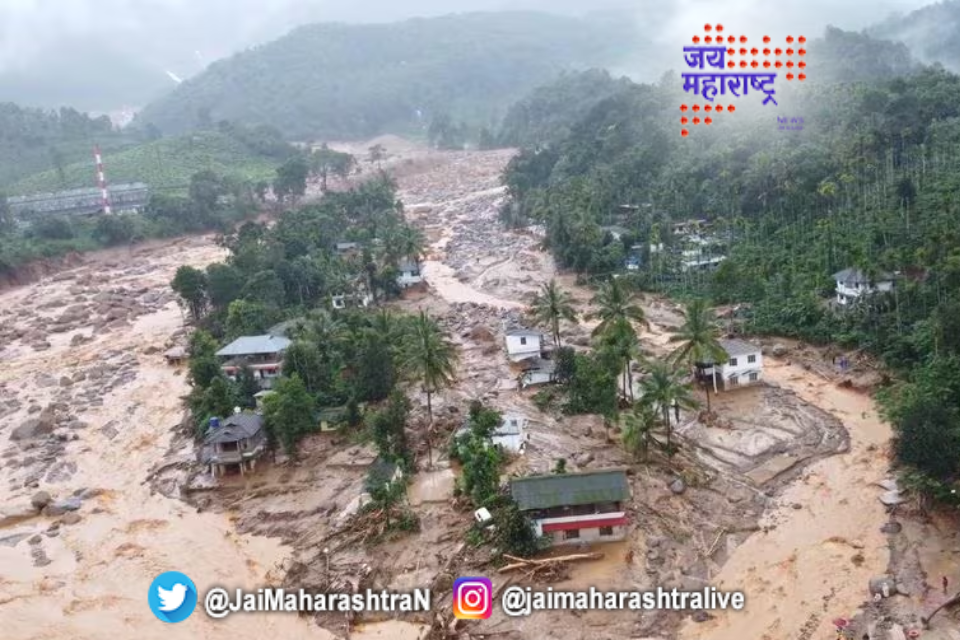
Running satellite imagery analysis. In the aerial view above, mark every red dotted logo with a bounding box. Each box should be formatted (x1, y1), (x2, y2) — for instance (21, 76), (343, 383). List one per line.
(715, 105), (724, 112)
(693, 36), (700, 43)
(716, 24), (724, 32)
(680, 104), (688, 112)
(705, 24), (712, 31)
(786, 73), (794, 80)
(763, 36), (771, 43)
(681, 116), (689, 124)
(798, 73), (806, 81)
(681, 129), (689, 137)
(705, 117), (713, 125)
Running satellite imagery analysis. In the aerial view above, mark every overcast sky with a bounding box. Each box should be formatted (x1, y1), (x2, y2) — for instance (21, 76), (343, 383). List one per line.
(0, 0), (933, 72)
(0, 0), (936, 112)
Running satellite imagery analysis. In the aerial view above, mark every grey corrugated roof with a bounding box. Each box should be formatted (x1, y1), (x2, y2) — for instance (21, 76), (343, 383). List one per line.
(336, 242), (359, 251)
(216, 335), (291, 357)
(203, 413), (263, 445)
(833, 268), (894, 285)
(510, 469), (629, 511)
(719, 339), (760, 358)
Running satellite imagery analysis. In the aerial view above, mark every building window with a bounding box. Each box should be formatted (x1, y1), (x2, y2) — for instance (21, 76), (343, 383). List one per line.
(728, 357), (738, 367)
(729, 376), (739, 386)
(747, 354), (756, 364)
(564, 529), (580, 540)
(520, 337), (527, 345)
(599, 526), (614, 537)
(749, 373), (758, 382)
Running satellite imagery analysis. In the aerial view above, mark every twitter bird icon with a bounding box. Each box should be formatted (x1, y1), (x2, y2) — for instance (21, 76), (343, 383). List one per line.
(148, 571), (198, 623)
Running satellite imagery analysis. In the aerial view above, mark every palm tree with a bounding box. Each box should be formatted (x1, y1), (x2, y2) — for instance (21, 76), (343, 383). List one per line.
(596, 317), (641, 402)
(588, 277), (648, 337)
(402, 310), (459, 421)
(669, 298), (728, 412)
(638, 361), (698, 451)
(530, 279), (578, 348)
(622, 399), (663, 461)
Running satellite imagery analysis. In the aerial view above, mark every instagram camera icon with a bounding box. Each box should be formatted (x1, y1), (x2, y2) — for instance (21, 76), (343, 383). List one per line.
(452, 577), (493, 619)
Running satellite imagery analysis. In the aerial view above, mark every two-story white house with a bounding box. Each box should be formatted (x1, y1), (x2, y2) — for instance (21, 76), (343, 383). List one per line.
(832, 268), (894, 306)
(510, 469), (630, 547)
(396, 257), (424, 288)
(504, 327), (545, 363)
(695, 338), (763, 392)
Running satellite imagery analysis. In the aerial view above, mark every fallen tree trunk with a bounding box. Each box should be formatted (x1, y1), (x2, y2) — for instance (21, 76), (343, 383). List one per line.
(498, 552), (603, 573)
(922, 591), (960, 628)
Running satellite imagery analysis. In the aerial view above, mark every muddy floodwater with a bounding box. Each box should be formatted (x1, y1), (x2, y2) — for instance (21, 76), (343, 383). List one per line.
(0, 239), (427, 640)
(2, 140), (957, 640)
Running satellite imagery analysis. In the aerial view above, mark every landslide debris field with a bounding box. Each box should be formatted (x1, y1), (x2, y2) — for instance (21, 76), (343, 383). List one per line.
(0, 139), (958, 640)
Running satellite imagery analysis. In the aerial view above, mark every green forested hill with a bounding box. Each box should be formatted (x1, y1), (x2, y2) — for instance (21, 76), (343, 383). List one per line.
(134, 12), (634, 140)
(8, 128), (290, 196)
(501, 27), (960, 498)
(0, 103), (137, 190)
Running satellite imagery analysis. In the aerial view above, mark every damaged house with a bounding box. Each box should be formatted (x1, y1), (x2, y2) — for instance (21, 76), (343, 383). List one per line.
(201, 413), (268, 477)
(510, 469), (631, 546)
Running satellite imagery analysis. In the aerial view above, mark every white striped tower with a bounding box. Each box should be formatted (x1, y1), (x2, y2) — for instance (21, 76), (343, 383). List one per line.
(94, 145), (112, 214)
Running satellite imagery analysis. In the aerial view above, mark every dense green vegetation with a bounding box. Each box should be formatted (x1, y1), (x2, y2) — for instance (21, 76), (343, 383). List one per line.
(501, 27), (960, 503)
(9, 124), (291, 195)
(135, 12), (634, 140)
(171, 176), (462, 462)
(497, 69), (633, 148)
(0, 167), (264, 273)
(0, 103), (137, 190)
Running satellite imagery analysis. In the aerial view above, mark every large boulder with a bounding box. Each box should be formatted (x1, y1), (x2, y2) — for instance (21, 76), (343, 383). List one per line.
(30, 491), (52, 510)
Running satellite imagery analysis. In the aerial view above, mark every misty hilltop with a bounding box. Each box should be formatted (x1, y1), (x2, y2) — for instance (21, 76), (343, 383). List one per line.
(134, 12), (635, 140)
(868, 0), (960, 72)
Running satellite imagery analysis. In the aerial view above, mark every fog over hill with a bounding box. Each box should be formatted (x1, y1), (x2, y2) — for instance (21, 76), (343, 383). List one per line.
(0, 0), (933, 112)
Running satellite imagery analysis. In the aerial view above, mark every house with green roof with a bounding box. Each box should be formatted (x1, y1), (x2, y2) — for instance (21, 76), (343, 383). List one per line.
(509, 468), (630, 546)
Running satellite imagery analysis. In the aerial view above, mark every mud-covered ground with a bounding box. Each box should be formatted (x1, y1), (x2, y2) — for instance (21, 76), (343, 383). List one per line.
(1, 138), (957, 640)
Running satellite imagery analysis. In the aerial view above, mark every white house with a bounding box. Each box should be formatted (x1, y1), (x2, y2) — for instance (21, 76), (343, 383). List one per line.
(396, 257), (424, 288)
(455, 413), (530, 455)
(510, 469), (630, 547)
(832, 268), (894, 306)
(505, 327), (545, 363)
(331, 291), (373, 310)
(696, 338), (763, 392)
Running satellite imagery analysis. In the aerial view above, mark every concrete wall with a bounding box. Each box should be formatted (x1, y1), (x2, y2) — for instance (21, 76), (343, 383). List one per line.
(546, 524), (627, 546)
(506, 334), (541, 360)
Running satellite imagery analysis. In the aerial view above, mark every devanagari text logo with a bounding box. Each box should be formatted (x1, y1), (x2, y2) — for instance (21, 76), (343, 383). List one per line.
(681, 24), (808, 137)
